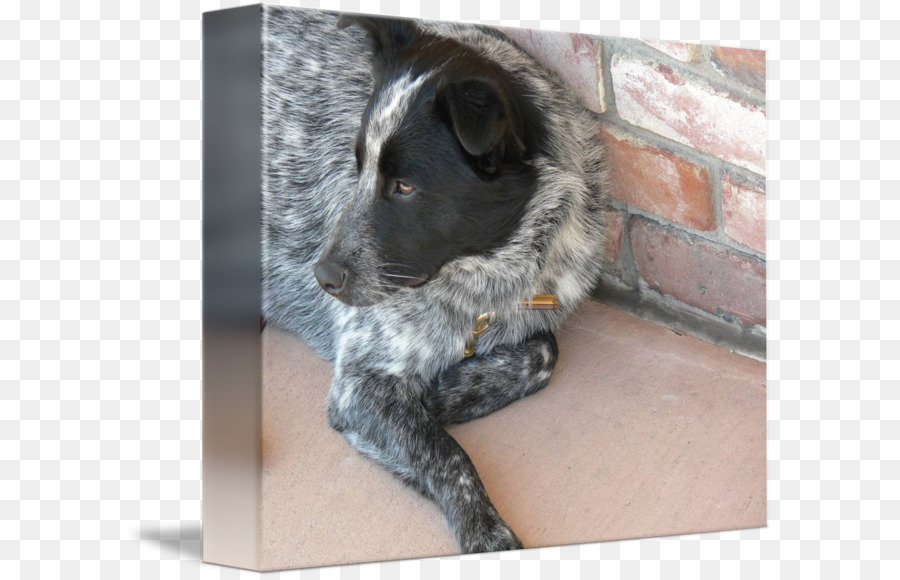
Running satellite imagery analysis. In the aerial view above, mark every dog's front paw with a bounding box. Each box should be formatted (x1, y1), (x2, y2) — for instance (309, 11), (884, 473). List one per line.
(458, 512), (524, 554)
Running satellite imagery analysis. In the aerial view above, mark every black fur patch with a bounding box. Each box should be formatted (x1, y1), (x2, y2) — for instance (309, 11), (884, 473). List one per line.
(337, 27), (551, 293)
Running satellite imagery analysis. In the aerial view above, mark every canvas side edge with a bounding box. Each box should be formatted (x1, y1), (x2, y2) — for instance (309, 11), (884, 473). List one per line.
(202, 4), (264, 571)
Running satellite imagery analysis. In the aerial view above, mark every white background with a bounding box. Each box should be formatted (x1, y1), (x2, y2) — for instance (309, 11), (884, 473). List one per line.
(1, 0), (896, 578)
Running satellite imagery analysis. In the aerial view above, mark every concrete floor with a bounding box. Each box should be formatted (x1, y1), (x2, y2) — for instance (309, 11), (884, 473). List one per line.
(259, 302), (766, 571)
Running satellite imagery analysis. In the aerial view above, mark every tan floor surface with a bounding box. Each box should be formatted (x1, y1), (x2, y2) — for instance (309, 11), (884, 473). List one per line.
(259, 301), (766, 570)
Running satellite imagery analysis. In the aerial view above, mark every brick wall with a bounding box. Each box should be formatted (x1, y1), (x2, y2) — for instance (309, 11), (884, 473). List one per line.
(503, 28), (767, 343)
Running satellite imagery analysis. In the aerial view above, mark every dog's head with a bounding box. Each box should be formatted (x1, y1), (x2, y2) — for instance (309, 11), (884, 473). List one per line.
(315, 16), (547, 307)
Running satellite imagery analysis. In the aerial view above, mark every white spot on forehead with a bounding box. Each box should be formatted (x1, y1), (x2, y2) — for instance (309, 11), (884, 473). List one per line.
(364, 72), (432, 165)
(355, 71), (434, 199)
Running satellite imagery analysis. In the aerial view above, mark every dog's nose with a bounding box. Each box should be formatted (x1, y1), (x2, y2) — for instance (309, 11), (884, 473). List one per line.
(314, 260), (348, 296)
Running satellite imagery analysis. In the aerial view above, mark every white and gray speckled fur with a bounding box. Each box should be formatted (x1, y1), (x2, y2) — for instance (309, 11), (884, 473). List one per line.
(260, 6), (607, 553)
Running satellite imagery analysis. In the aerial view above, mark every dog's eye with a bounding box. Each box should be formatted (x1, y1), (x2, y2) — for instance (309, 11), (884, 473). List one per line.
(394, 181), (416, 197)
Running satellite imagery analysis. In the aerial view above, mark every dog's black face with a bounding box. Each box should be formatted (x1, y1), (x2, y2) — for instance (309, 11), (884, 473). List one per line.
(314, 17), (547, 307)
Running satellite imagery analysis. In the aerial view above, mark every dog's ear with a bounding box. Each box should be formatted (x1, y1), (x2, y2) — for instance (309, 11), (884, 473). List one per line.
(436, 77), (527, 173)
(337, 14), (418, 57)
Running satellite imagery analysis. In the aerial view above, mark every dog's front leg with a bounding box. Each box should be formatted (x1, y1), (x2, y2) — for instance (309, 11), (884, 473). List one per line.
(424, 331), (558, 424)
(327, 368), (523, 553)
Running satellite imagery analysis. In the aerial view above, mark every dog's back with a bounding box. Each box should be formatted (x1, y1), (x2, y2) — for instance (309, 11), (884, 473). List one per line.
(261, 8), (372, 357)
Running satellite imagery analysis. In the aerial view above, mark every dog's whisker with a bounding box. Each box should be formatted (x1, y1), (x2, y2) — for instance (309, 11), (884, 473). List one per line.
(382, 273), (426, 281)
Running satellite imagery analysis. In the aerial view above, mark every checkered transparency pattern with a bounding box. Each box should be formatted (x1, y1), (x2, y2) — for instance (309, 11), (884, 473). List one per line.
(0, 0), (895, 578)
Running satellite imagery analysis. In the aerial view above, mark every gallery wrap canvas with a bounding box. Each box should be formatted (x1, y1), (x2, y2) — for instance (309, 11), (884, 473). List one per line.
(203, 4), (766, 572)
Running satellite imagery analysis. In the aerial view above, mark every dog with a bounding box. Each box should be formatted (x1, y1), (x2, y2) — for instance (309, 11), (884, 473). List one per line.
(261, 6), (607, 553)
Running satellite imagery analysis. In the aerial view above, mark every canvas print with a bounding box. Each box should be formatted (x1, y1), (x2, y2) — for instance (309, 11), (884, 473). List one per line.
(203, 4), (766, 571)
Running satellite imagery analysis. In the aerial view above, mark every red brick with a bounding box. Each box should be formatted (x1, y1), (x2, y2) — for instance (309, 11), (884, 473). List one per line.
(502, 27), (605, 113)
(600, 124), (714, 230)
(711, 46), (766, 93)
(602, 209), (626, 263)
(611, 55), (766, 176)
(722, 174), (766, 254)
(631, 219), (766, 327)
(641, 40), (698, 62)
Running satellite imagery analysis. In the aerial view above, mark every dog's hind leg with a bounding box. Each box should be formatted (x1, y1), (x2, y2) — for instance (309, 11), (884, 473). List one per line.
(327, 368), (524, 554)
(423, 331), (558, 424)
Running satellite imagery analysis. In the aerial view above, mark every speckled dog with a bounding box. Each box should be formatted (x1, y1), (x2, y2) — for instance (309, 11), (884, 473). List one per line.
(261, 6), (607, 553)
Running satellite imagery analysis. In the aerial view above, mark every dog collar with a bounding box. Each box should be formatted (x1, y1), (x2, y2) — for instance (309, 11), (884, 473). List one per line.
(463, 294), (559, 359)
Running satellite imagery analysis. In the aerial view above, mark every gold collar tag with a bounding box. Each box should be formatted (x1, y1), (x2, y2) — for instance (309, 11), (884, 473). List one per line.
(463, 312), (494, 359)
(463, 294), (559, 359)
(518, 294), (560, 310)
